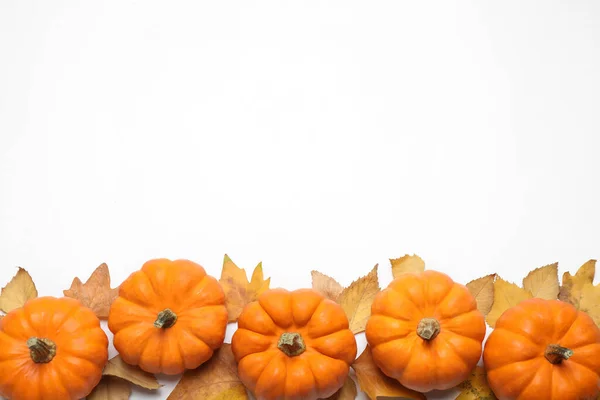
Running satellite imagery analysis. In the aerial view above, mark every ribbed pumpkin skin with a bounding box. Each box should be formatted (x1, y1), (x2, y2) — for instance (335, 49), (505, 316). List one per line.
(231, 288), (357, 400)
(0, 296), (109, 400)
(108, 258), (228, 375)
(365, 270), (486, 392)
(483, 298), (600, 400)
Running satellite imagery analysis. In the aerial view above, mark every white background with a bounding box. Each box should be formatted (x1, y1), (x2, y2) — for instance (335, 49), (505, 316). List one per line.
(1, 1), (599, 399)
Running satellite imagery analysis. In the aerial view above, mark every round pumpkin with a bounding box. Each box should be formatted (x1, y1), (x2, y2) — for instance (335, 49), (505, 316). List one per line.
(231, 288), (357, 400)
(483, 297), (600, 400)
(0, 296), (109, 400)
(365, 270), (486, 392)
(108, 258), (228, 375)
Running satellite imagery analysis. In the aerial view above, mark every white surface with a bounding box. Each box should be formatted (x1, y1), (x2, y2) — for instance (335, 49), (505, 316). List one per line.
(1, 1), (600, 399)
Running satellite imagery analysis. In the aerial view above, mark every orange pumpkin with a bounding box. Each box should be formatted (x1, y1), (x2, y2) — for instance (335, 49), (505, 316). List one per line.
(365, 270), (486, 392)
(483, 298), (600, 400)
(108, 258), (228, 375)
(0, 296), (109, 400)
(231, 288), (357, 400)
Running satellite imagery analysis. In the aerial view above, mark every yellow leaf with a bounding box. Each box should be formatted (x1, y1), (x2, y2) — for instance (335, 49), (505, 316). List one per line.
(311, 270), (344, 302)
(338, 265), (380, 334)
(322, 377), (357, 400)
(0, 267), (38, 313)
(485, 277), (532, 328)
(390, 254), (425, 279)
(455, 366), (497, 400)
(167, 344), (248, 400)
(466, 274), (495, 316)
(352, 346), (425, 400)
(559, 259), (596, 308)
(522, 263), (559, 300)
(103, 355), (161, 390)
(87, 376), (131, 400)
(219, 254), (271, 322)
(63, 263), (119, 319)
(580, 283), (600, 327)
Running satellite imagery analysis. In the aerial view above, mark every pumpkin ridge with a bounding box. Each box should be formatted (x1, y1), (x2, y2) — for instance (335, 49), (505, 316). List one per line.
(52, 300), (84, 331)
(499, 326), (545, 348)
(430, 280), (458, 313)
(391, 283), (425, 315)
(141, 268), (162, 302)
(256, 352), (286, 396)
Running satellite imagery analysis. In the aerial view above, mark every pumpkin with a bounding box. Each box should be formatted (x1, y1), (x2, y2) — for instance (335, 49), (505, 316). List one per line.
(231, 288), (357, 400)
(0, 296), (109, 400)
(108, 258), (228, 375)
(365, 270), (486, 392)
(483, 297), (600, 400)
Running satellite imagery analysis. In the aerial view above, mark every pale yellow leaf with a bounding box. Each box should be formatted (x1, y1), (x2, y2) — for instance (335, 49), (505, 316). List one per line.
(580, 283), (600, 327)
(87, 376), (131, 400)
(390, 254), (425, 279)
(0, 267), (38, 313)
(311, 270), (344, 302)
(522, 263), (559, 300)
(485, 277), (532, 328)
(352, 346), (425, 400)
(103, 355), (161, 390)
(321, 377), (357, 400)
(219, 254), (271, 322)
(455, 366), (497, 400)
(167, 344), (248, 400)
(63, 263), (119, 319)
(559, 259), (596, 308)
(466, 274), (495, 316)
(338, 265), (380, 334)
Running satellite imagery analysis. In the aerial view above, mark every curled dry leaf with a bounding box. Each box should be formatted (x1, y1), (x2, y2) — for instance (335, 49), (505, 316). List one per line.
(311, 270), (344, 302)
(103, 355), (161, 390)
(466, 274), (495, 316)
(522, 263), (559, 300)
(455, 366), (497, 400)
(0, 267), (38, 313)
(219, 254), (270, 322)
(485, 277), (532, 328)
(321, 377), (357, 400)
(63, 263), (119, 319)
(168, 343), (248, 400)
(390, 254), (425, 279)
(558, 260), (600, 327)
(87, 376), (131, 400)
(352, 346), (425, 400)
(338, 265), (380, 334)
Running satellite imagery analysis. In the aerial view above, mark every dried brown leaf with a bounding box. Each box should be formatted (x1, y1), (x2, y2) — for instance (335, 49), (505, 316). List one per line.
(103, 355), (161, 390)
(219, 254), (270, 322)
(338, 265), (380, 334)
(87, 376), (131, 400)
(321, 377), (357, 400)
(522, 263), (559, 300)
(352, 346), (425, 400)
(580, 283), (600, 327)
(485, 277), (532, 328)
(63, 263), (119, 319)
(466, 274), (495, 316)
(390, 254), (425, 279)
(559, 259), (596, 308)
(0, 267), (38, 313)
(167, 344), (248, 400)
(455, 366), (497, 400)
(311, 270), (344, 302)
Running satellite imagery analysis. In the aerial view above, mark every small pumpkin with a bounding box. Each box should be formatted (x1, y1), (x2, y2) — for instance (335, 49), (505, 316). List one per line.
(0, 296), (109, 400)
(365, 270), (486, 392)
(108, 258), (228, 375)
(231, 288), (357, 400)
(483, 297), (600, 400)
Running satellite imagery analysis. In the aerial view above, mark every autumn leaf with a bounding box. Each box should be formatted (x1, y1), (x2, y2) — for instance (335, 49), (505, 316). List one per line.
(321, 377), (357, 400)
(485, 277), (532, 328)
(466, 274), (495, 316)
(522, 263), (559, 300)
(0, 267), (38, 313)
(103, 355), (161, 390)
(352, 346), (425, 400)
(88, 376), (131, 400)
(63, 263), (119, 319)
(559, 259), (596, 308)
(455, 366), (497, 400)
(580, 283), (600, 327)
(311, 270), (344, 302)
(168, 344), (248, 400)
(390, 254), (425, 279)
(338, 265), (380, 334)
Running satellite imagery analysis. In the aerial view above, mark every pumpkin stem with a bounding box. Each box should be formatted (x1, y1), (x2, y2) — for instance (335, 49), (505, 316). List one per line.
(154, 308), (177, 329)
(417, 318), (440, 341)
(277, 332), (306, 357)
(545, 344), (573, 364)
(27, 337), (57, 363)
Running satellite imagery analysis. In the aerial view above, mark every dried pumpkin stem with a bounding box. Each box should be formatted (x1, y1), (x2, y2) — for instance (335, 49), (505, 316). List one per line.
(27, 337), (57, 363)
(278, 332), (306, 357)
(417, 318), (440, 341)
(154, 308), (177, 329)
(545, 344), (573, 364)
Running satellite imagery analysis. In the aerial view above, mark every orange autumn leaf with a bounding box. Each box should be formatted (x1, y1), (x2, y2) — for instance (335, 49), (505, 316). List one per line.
(338, 265), (380, 334)
(63, 263), (119, 319)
